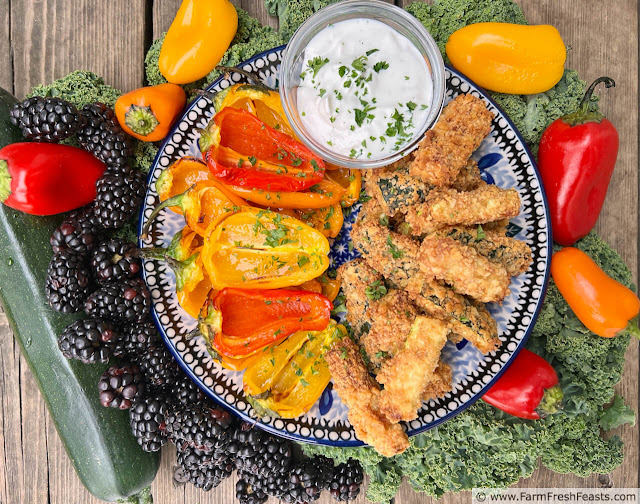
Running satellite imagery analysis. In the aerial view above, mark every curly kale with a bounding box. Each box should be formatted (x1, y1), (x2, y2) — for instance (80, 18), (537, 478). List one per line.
(268, 0), (341, 39)
(491, 70), (599, 155)
(304, 232), (635, 501)
(28, 70), (122, 108)
(405, 0), (528, 58)
(145, 8), (285, 90)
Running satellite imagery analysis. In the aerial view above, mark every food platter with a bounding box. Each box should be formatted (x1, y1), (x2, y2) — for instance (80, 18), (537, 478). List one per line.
(139, 45), (552, 446)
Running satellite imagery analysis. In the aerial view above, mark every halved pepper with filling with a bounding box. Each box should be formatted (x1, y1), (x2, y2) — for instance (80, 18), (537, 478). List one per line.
(199, 107), (325, 192)
(196, 287), (332, 358)
(143, 179), (247, 237)
(201, 206), (330, 290)
(214, 83), (297, 138)
(243, 321), (346, 419)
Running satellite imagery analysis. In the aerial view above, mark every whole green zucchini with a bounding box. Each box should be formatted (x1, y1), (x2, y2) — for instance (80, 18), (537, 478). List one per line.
(0, 87), (159, 502)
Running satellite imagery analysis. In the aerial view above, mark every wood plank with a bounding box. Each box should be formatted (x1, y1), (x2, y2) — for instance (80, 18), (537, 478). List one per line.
(10, 0), (147, 98)
(0, 1), (13, 93)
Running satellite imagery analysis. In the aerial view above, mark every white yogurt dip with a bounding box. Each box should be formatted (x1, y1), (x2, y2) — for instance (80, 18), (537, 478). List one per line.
(296, 18), (434, 160)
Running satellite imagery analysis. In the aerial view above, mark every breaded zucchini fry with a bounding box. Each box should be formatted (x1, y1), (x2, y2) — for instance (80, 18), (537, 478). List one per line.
(451, 159), (483, 192)
(405, 274), (500, 354)
(377, 316), (449, 422)
(441, 226), (533, 276)
(422, 361), (453, 401)
(325, 337), (410, 457)
(365, 166), (432, 218)
(410, 94), (494, 186)
(404, 183), (521, 234)
(338, 259), (382, 336)
(419, 234), (511, 303)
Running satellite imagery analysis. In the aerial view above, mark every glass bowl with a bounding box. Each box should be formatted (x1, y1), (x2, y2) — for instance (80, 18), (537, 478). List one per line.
(279, 0), (445, 169)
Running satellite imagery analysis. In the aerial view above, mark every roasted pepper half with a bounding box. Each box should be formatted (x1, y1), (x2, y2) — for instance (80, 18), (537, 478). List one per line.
(196, 287), (332, 358)
(155, 157), (212, 210)
(201, 206), (330, 290)
(325, 168), (362, 208)
(199, 107), (325, 192)
(142, 179), (247, 237)
(214, 83), (296, 138)
(159, 0), (238, 84)
(551, 247), (640, 339)
(446, 23), (567, 94)
(243, 321), (346, 418)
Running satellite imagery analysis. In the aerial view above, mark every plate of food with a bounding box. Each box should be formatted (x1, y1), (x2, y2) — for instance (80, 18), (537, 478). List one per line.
(139, 1), (551, 455)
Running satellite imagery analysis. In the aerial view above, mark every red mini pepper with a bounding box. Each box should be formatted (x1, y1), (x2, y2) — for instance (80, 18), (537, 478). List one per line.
(538, 77), (619, 246)
(197, 287), (332, 358)
(0, 142), (106, 215)
(199, 107), (325, 192)
(483, 348), (563, 419)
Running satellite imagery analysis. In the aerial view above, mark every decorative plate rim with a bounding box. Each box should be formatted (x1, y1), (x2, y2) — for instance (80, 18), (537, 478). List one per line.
(138, 44), (553, 447)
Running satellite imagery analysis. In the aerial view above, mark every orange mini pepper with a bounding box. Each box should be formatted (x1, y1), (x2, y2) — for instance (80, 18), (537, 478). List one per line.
(115, 83), (186, 142)
(155, 157), (212, 210)
(551, 247), (640, 339)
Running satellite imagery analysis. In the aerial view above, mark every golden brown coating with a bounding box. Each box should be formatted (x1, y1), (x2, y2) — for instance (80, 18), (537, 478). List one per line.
(419, 234), (511, 303)
(338, 259), (382, 336)
(451, 159), (483, 192)
(422, 361), (453, 401)
(405, 274), (501, 354)
(410, 94), (494, 187)
(362, 289), (419, 366)
(325, 337), (410, 457)
(439, 226), (533, 276)
(364, 164), (432, 219)
(404, 183), (521, 235)
(377, 316), (449, 422)
(350, 220), (420, 289)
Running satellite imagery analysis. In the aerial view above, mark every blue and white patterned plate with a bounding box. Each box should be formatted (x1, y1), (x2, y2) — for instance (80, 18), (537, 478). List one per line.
(139, 46), (552, 447)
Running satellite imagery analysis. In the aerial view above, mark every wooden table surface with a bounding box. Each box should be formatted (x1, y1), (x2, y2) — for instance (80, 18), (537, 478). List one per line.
(0, 1), (637, 503)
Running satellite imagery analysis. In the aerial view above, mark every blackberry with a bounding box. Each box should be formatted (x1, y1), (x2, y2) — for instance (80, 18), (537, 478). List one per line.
(98, 363), (145, 410)
(45, 250), (92, 313)
(90, 238), (140, 283)
(58, 318), (119, 364)
(113, 321), (159, 359)
(50, 206), (102, 255)
(165, 403), (234, 454)
(10, 96), (82, 142)
(169, 372), (206, 407)
(137, 343), (178, 385)
(283, 457), (334, 504)
(328, 460), (363, 502)
(230, 423), (292, 480)
(77, 103), (132, 169)
(129, 386), (171, 452)
(236, 473), (268, 504)
(174, 446), (234, 491)
(84, 278), (151, 324)
(93, 171), (145, 229)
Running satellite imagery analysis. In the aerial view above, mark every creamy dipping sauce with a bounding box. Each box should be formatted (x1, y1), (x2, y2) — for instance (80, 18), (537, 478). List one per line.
(296, 18), (433, 160)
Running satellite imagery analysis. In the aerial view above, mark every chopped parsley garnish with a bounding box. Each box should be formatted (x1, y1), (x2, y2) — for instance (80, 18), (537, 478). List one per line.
(248, 156), (257, 166)
(318, 88), (326, 97)
(291, 157), (303, 167)
(406, 101), (417, 111)
(366, 49), (379, 56)
(351, 55), (367, 71)
(386, 235), (404, 258)
(307, 56), (329, 78)
(237, 158), (244, 167)
(365, 280), (387, 300)
(310, 159), (320, 172)
(297, 256), (310, 268)
(338, 65), (348, 77)
(373, 61), (389, 73)
(477, 225), (486, 240)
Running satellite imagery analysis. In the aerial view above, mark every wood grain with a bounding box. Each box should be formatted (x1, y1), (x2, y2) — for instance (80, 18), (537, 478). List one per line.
(0, 1), (637, 503)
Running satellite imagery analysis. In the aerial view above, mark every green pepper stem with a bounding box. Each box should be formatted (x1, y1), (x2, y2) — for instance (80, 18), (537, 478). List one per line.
(124, 104), (160, 136)
(140, 188), (190, 240)
(535, 384), (564, 418)
(0, 160), (11, 202)
(625, 317), (640, 340)
(580, 76), (615, 112)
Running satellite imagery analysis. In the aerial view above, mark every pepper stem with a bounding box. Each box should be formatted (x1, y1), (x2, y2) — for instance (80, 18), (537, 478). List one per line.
(535, 384), (564, 418)
(0, 160), (11, 202)
(580, 76), (616, 112)
(124, 104), (160, 137)
(140, 188), (190, 240)
(624, 317), (640, 340)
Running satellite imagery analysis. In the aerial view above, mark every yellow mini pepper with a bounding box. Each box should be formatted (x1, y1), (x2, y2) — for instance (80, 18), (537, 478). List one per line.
(159, 0), (238, 84)
(446, 23), (567, 95)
